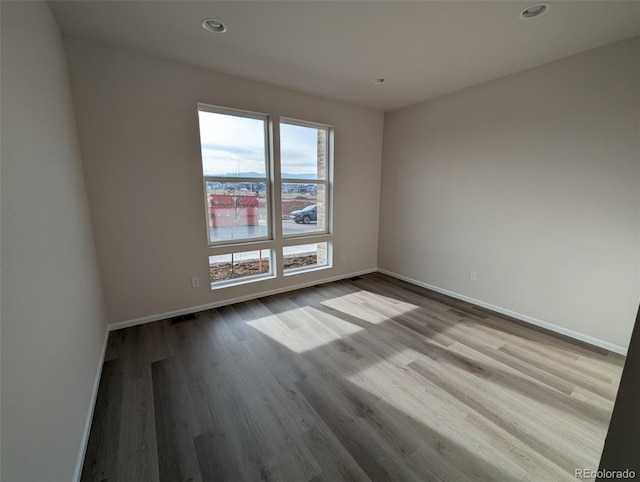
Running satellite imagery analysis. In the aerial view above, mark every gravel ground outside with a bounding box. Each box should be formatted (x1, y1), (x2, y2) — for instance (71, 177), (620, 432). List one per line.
(210, 254), (318, 282)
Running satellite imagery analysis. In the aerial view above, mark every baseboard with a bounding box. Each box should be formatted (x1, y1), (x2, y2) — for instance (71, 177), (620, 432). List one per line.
(108, 265), (629, 351)
(108, 268), (378, 332)
(378, 268), (628, 356)
(73, 327), (109, 482)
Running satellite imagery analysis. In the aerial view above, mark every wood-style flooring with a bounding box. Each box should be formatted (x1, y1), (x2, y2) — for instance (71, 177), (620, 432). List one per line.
(81, 273), (625, 481)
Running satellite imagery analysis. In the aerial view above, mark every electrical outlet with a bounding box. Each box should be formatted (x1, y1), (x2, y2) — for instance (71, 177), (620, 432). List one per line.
(191, 277), (200, 288)
(341, 253), (347, 262)
(470, 271), (478, 281)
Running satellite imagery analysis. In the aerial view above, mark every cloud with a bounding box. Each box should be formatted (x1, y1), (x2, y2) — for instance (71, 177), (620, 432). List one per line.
(280, 123), (319, 177)
(199, 111), (267, 176)
(198, 111), (322, 178)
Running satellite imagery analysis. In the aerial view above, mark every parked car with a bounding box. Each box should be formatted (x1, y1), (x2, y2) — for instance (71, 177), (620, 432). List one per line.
(291, 205), (317, 224)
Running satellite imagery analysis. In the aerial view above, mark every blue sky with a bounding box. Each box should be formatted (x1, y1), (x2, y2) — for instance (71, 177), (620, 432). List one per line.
(198, 111), (318, 178)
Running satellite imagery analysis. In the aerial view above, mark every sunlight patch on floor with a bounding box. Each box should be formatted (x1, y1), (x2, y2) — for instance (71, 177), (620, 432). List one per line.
(305, 306), (365, 336)
(345, 359), (530, 480)
(247, 308), (363, 354)
(321, 290), (418, 324)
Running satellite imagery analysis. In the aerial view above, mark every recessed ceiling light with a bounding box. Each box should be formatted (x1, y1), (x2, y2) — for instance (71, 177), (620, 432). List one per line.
(519, 3), (550, 19)
(202, 18), (227, 33)
(372, 77), (387, 84)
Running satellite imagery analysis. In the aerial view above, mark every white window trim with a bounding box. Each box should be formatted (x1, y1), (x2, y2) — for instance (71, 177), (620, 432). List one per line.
(197, 105), (334, 288)
(198, 104), (273, 247)
(280, 117), (332, 240)
(282, 242), (333, 277)
(209, 248), (276, 289)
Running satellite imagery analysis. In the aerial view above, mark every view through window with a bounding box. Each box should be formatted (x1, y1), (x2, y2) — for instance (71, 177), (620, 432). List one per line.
(198, 108), (270, 244)
(197, 105), (331, 287)
(280, 121), (329, 237)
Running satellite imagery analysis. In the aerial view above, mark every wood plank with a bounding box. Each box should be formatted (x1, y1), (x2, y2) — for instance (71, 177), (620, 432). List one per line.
(194, 429), (244, 482)
(116, 376), (159, 481)
(295, 375), (418, 481)
(302, 425), (370, 482)
(81, 359), (123, 482)
(151, 358), (202, 482)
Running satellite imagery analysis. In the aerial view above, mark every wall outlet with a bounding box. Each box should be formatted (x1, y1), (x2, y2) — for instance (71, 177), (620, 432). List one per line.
(191, 277), (200, 288)
(341, 253), (347, 262)
(470, 271), (478, 281)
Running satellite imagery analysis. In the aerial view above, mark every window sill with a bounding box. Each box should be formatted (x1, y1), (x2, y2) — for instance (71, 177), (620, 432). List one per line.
(210, 272), (276, 290)
(283, 264), (332, 277)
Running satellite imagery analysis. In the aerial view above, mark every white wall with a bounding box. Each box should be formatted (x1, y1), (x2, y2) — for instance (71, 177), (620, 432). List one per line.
(379, 37), (640, 352)
(0, 2), (107, 480)
(64, 39), (384, 325)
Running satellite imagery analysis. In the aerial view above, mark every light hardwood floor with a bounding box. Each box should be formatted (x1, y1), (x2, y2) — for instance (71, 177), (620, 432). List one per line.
(81, 273), (625, 481)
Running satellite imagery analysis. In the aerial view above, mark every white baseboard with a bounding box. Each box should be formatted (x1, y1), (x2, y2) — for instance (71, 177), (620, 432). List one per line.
(73, 327), (110, 482)
(108, 268), (377, 332)
(378, 268), (628, 356)
(110, 266), (628, 355)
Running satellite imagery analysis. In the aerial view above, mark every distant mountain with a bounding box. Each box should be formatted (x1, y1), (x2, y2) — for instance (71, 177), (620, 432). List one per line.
(222, 171), (317, 180)
(281, 172), (317, 180)
(221, 171), (263, 178)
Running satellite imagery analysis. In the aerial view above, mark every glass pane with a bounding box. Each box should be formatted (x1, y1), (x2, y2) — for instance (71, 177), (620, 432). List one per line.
(207, 183), (268, 243)
(198, 110), (267, 177)
(283, 243), (329, 272)
(280, 123), (328, 180)
(209, 249), (272, 285)
(281, 184), (326, 236)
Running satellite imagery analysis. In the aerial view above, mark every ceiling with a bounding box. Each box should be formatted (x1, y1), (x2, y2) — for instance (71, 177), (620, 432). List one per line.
(49, 1), (640, 112)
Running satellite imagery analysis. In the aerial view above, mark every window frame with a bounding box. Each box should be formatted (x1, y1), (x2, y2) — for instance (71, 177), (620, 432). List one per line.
(279, 117), (332, 239)
(208, 248), (276, 289)
(282, 241), (332, 276)
(197, 103), (273, 247)
(196, 105), (334, 288)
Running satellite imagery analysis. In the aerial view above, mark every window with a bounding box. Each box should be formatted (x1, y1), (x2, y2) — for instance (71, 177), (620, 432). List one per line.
(283, 242), (329, 273)
(280, 120), (329, 237)
(197, 105), (332, 288)
(209, 249), (272, 286)
(197, 106), (270, 244)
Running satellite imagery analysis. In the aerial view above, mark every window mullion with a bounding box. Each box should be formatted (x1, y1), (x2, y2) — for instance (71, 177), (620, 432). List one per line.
(270, 116), (284, 278)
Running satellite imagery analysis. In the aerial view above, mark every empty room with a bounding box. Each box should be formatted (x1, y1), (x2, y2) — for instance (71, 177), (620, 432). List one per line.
(1, 1), (639, 481)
